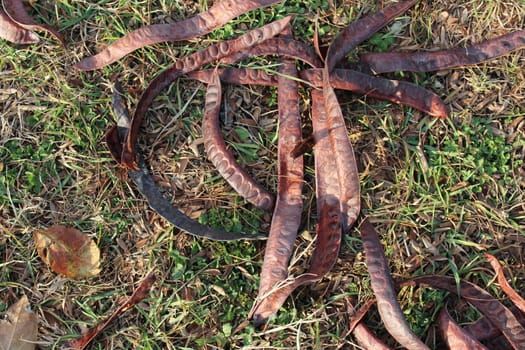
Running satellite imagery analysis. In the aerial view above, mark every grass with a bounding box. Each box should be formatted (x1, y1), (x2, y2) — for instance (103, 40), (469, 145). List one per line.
(1, 0), (524, 349)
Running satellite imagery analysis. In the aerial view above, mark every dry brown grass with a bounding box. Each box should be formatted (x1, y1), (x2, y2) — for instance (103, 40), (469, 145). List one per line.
(1, 0), (524, 349)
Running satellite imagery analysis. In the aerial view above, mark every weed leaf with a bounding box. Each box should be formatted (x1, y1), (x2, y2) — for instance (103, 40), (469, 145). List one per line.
(33, 225), (100, 279)
(0, 295), (38, 350)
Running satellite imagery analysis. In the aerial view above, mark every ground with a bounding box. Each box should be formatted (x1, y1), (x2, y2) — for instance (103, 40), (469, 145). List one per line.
(0, 0), (524, 349)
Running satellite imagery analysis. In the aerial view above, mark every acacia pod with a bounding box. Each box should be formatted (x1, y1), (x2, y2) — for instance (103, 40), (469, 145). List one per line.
(464, 305), (525, 342)
(301, 89), (343, 279)
(108, 81), (267, 241)
(485, 253), (525, 315)
(121, 17), (291, 169)
(250, 89), (349, 325)
(2, 0), (64, 45)
(74, 0), (284, 70)
(189, 68), (449, 119)
(202, 70), (275, 210)
(186, 68), (279, 86)
(360, 219), (430, 350)
(0, 8), (39, 44)
(322, 68), (360, 232)
(346, 300), (392, 350)
(325, 0), (417, 72)
(358, 30), (525, 74)
(438, 303), (489, 350)
(189, 66), (448, 119)
(301, 68), (449, 118)
(353, 324), (392, 350)
(221, 37), (322, 67)
(403, 276), (525, 349)
(250, 30), (304, 325)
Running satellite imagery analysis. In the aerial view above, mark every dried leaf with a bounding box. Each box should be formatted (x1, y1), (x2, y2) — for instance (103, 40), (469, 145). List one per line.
(33, 225), (101, 279)
(0, 295), (38, 350)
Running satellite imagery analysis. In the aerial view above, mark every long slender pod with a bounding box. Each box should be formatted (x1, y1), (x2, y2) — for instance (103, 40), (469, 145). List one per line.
(360, 219), (430, 349)
(250, 88), (349, 325)
(302, 68), (448, 118)
(352, 323), (393, 350)
(74, 0), (284, 70)
(108, 82), (266, 240)
(202, 70), (275, 210)
(250, 29), (304, 325)
(0, 8), (39, 44)
(2, 0), (64, 45)
(438, 303), (489, 350)
(485, 253), (525, 314)
(190, 68), (448, 118)
(346, 301), (392, 350)
(221, 37), (322, 67)
(358, 30), (525, 74)
(114, 17), (291, 169)
(325, 0), (417, 72)
(321, 69), (360, 232)
(464, 305), (525, 342)
(187, 68), (279, 86)
(403, 276), (525, 349)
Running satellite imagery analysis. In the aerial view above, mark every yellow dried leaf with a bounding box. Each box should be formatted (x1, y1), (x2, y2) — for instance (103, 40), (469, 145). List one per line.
(0, 295), (37, 350)
(33, 225), (101, 279)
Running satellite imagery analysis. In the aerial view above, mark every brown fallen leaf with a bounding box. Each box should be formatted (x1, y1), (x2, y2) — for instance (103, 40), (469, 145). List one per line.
(0, 295), (38, 350)
(33, 225), (100, 279)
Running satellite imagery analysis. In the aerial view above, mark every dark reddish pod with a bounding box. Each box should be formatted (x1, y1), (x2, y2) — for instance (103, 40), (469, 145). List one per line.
(221, 37), (323, 68)
(301, 68), (449, 118)
(1, 0), (64, 45)
(108, 81), (267, 241)
(321, 68), (360, 232)
(202, 70), (275, 211)
(74, 0), (284, 70)
(360, 220), (429, 350)
(250, 29), (304, 325)
(403, 276), (525, 349)
(250, 87), (353, 325)
(358, 30), (525, 74)
(325, 0), (417, 72)
(485, 253), (525, 315)
(116, 17), (291, 169)
(345, 300), (392, 350)
(64, 272), (156, 350)
(186, 68), (279, 86)
(438, 302), (489, 350)
(0, 8), (39, 44)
